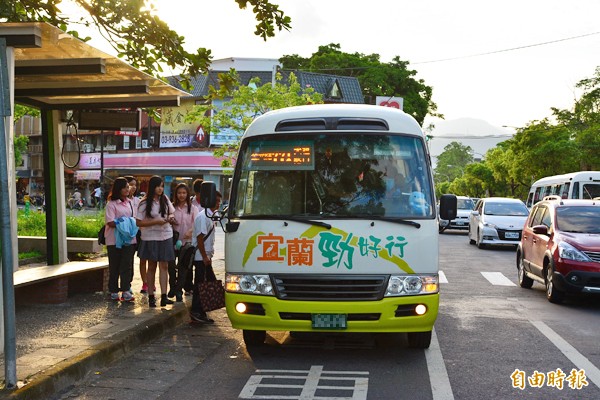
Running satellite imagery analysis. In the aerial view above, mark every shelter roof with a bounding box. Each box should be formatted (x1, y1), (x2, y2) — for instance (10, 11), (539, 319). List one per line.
(0, 22), (189, 109)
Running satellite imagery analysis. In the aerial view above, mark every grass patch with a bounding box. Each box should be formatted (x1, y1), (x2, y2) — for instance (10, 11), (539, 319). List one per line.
(17, 210), (105, 238)
(18, 250), (42, 260)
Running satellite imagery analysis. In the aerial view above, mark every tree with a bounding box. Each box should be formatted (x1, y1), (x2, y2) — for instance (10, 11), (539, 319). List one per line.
(1, 0), (291, 88)
(14, 135), (28, 167)
(434, 141), (473, 185)
(552, 66), (600, 170)
(186, 71), (324, 168)
(280, 44), (441, 125)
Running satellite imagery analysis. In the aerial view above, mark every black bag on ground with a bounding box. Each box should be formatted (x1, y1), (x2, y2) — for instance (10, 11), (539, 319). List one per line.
(98, 225), (106, 245)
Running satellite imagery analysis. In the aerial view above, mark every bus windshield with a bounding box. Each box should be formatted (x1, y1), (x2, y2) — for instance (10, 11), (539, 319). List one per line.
(231, 133), (434, 219)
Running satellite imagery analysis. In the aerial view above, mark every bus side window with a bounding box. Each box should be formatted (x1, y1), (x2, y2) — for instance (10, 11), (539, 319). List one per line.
(560, 182), (570, 199)
(572, 182), (580, 199)
(533, 187), (543, 204)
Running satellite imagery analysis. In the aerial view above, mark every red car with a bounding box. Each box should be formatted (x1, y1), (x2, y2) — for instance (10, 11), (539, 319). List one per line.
(516, 198), (600, 303)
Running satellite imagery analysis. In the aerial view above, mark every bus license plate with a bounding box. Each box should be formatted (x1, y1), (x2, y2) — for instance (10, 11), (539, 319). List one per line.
(505, 232), (519, 239)
(311, 314), (347, 330)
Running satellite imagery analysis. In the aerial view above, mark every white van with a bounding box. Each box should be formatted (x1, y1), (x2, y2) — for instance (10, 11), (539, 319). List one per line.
(526, 171), (600, 208)
(201, 104), (457, 349)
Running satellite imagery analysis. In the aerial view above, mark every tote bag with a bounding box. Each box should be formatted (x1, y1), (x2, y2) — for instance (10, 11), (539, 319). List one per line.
(198, 279), (226, 312)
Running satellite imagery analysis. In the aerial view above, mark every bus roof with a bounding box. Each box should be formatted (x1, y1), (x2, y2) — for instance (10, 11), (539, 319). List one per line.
(243, 104), (423, 138)
(531, 171), (600, 186)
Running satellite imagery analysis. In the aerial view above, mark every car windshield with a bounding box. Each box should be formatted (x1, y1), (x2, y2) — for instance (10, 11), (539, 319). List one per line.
(231, 133), (434, 219)
(457, 198), (474, 210)
(484, 201), (528, 216)
(556, 206), (600, 233)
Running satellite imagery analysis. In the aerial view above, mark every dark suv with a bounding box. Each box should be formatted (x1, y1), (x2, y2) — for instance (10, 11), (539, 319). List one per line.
(516, 198), (600, 303)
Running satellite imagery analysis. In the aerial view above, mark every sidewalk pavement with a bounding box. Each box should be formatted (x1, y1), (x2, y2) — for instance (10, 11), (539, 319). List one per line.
(0, 243), (226, 400)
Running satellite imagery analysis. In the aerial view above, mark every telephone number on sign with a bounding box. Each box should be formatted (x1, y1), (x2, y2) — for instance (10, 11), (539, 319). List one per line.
(160, 135), (194, 145)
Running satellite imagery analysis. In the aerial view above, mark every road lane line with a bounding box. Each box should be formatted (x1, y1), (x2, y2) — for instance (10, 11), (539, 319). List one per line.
(531, 320), (600, 389)
(481, 272), (516, 286)
(426, 328), (455, 400)
(439, 271), (448, 284)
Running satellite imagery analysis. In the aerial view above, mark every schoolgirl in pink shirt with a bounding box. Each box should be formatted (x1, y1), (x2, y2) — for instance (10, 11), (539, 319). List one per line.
(136, 176), (176, 308)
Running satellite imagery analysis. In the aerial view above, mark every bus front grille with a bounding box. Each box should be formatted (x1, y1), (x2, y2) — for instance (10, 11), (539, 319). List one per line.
(272, 274), (388, 301)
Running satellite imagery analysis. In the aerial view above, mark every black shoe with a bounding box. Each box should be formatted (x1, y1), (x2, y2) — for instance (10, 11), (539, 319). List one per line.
(148, 295), (156, 308)
(161, 294), (174, 307)
(167, 290), (175, 298)
(175, 293), (183, 302)
(190, 312), (214, 323)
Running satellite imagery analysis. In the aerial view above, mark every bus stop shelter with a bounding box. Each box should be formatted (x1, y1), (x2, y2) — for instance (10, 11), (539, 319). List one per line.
(0, 22), (188, 388)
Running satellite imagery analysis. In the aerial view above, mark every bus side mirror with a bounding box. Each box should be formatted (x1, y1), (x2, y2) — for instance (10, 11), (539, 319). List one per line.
(200, 181), (217, 209)
(439, 194), (457, 221)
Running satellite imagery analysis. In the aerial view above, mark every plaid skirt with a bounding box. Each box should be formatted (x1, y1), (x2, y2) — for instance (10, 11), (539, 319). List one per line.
(138, 238), (175, 262)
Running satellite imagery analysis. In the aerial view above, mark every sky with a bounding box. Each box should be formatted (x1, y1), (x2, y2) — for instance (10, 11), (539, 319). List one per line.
(75, 0), (600, 136)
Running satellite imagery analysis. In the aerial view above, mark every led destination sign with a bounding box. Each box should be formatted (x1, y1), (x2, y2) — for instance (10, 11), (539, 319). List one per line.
(248, 141), (314, 170)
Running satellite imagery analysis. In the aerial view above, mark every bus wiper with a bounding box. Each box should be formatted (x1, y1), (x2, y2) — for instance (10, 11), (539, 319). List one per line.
(281, 216), (332, 229)
(367, 216), (421, 229)
(244, 215), (332, 229)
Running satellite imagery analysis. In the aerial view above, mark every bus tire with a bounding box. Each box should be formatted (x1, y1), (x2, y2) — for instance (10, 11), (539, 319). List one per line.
(407, 331), (432, 349)
(243, 330), (266, 347)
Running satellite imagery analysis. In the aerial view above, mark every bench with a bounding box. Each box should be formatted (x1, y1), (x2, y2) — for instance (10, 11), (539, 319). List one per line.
(18, 236), (103, 254)
(14, 261), (109, 304)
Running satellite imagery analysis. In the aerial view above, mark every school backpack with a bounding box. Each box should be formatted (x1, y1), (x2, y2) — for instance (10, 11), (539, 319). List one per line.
(177, 243), (196, 271)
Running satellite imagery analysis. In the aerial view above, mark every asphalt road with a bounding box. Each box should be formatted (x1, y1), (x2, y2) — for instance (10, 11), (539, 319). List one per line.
(55, 229), (600, 400)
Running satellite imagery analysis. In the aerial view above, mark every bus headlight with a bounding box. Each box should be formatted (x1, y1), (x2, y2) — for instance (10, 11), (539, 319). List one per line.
(226, 273), (274, 295)
(385, 275), (438, 296)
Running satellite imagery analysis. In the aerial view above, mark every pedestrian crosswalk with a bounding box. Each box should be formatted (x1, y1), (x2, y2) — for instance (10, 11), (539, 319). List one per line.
(439, 270), (517, 286)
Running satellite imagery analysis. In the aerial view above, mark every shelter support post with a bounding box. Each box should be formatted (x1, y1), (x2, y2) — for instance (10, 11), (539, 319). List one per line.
(0, 37), (18, 389)
(41, 109), (68, 264)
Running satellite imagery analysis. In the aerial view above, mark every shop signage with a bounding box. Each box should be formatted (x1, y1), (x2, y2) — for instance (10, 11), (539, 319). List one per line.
(159, 131), (195, 148)
(80, 153), (101, 169)
(115, 130), (141, 136)
(376, 96), (404, 110)
(75, 170), (101, 180)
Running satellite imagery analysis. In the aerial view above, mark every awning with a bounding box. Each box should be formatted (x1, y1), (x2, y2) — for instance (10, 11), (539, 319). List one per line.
(104, 151), (226, 171)
(1, 22), (189, 109)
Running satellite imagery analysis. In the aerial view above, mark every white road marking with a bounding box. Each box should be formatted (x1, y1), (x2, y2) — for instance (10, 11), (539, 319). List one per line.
(239, 365), (369, 399)
(481, 272), (516, 286)
(531, 320), (600, 389)
(425, 328), (455, 400)
(439, 271), (448, 284)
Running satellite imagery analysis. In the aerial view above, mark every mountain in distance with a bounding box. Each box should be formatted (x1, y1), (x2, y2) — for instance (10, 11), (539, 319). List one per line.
(426, 118), (514, 167)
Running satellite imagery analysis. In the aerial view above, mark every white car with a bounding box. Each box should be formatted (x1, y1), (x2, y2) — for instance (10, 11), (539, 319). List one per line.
(468, 197), (529, 249)
(439, 196), (475, 233)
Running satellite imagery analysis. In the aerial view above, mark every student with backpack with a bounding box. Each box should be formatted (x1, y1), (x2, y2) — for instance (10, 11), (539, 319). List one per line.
(168, 183), (199, 302)
(189, 191), (221, 323)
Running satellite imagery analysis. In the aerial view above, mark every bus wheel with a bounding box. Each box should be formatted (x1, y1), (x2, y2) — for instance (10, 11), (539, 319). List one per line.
(243, 330), (266, 347)
(407, 331), (432, 349)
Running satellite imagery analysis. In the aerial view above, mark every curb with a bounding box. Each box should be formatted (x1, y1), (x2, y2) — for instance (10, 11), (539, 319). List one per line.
(1, 303), (190, 400)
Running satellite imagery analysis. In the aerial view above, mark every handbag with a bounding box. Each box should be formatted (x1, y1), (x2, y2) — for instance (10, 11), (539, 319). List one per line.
(198, 277), (225, 312)
(98, 225), (106, 245)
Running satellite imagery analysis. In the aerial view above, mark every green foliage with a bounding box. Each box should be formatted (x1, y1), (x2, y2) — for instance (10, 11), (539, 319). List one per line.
(14, 104), (40, 121)
(280, 43), (441, 125)
(186, 71), (323, 168)
(17, 210), (104, 238)
(18, 249), (42, 260)
(14, 135), (28, 167)
(434, 142), (473, 184)
(1, 0), (291, 88)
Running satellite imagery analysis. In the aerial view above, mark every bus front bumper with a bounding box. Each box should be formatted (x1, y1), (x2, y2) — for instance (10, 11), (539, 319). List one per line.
(225, 293), (439, 333)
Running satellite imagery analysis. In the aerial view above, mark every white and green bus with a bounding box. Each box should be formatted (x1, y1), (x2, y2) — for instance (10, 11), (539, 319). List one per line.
(201, 104), (456, 348)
